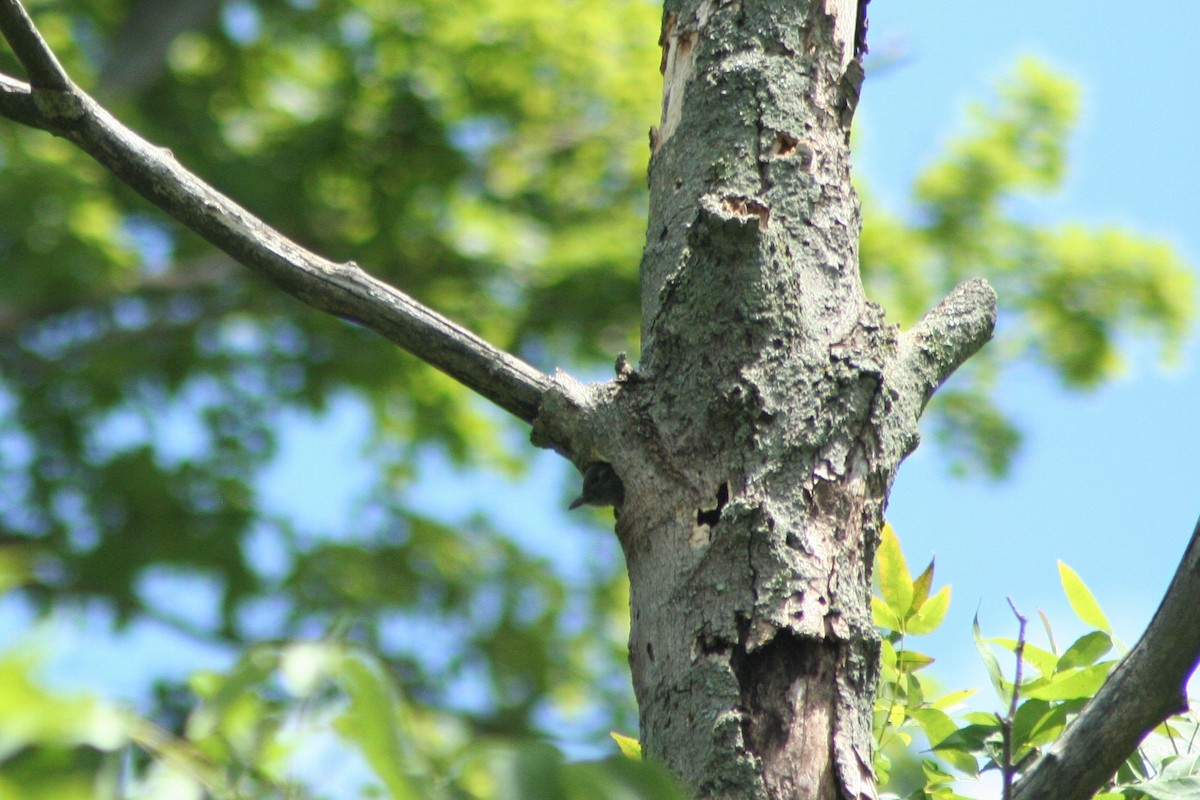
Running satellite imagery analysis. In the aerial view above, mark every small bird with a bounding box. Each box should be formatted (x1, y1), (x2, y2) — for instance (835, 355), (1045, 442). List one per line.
(569, 462), (625, 510)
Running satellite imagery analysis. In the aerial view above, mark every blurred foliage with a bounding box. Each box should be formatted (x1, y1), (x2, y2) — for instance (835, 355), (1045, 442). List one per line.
(0, 0), (1194, 796)
(0, 598), (683, 798)
(860, 59), (1193, 475)
(1, 0), (653, 759)
(873, 525), (1200, 800)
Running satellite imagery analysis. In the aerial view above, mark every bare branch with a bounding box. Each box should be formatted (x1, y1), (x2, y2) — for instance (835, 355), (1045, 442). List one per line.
(893, 278), (998, 410)
(1013, 516), (1200, 800)
(0, 71), (44, 128)
(0, 0), (70, 90)
(0, 2), (555, 426)
(1001, 599), (1028, 800)
(880, 278), (997, 464)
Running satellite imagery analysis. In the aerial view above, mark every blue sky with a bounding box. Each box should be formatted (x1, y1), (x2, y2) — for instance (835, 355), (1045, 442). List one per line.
(859, 0), (1200, 691)
(256, 4), (1200, 788)
(3, 1), (1199, 796)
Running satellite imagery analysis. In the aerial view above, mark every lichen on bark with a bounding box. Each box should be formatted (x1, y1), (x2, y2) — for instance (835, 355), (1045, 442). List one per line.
(537, 1), (997, 798)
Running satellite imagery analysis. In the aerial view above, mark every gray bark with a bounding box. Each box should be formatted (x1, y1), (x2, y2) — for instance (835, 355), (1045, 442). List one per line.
(8, 0), (1200, 795)
(0, 1), (998, 797)
(536, 1), (993, 796)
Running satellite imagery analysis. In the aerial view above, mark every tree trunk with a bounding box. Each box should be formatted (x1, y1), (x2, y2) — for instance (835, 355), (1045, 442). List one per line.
(0, 0), (994, 795)
(629, 2), (883, 796)
(539, 1), (993, 797)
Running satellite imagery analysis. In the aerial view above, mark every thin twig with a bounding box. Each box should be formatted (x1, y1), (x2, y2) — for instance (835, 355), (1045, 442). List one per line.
(1000, 597), (1028, 800)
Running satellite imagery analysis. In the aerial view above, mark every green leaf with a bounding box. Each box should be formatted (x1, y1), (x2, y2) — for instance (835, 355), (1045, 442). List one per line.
(0, 546), (36, 595)
(874, 751), (891, 787)
(563, 757), (688, 800)
(930, 689), (978, 711)
(905, 672), (925, 709)
(921, 757), (956, 786)
(1022, 662), (1113, 701)
(1010, 699), (1068, 754)
(909, 707), (958, 744)
(187, 647), (278, 739)
(610, 732), (642, 760)
(1017, 642), (1059, 679)
(878, 638), (899, 683)
(911, 557), (935, 611)
(962, 712), (1000, 726)
(1025, 703), (1069, 749)
(897, 650), (935, 672)
(929, 722), (999, 753)
(926, 722), (994, 777)
(877, 523), (913, 621)
(906, 585), (951, 635)
(973, 614), (1008, 703)
(0, 651), (129, 752)
(1058, 561), (1113, 633)
(1122, 776), (1200, 800)
(492, 743), (566, 800)
(984, 638), (1057, 678)
(1038, 609), (1059, 655)
(872, 595), (903, 632)
(333, 653), (424, 800)
(1057, 631), (1113, 672)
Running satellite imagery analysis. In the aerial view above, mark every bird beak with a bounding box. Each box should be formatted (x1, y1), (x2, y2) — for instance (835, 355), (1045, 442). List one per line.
(568, 495), (586, 510)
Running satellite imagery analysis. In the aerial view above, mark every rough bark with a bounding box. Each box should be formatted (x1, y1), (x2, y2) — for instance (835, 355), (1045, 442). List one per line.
(538, 1), (993, 797)
(8, 0), (1200, 797)
(0, 2), (999, 798)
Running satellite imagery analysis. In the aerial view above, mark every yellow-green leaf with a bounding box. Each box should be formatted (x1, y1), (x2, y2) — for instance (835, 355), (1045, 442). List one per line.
(334, 653), (423, 800)
(872, 595), (902, 632)
(610, 732), (641, 760)
(911, 557), (935, 611)
(876, 523), (913, 619)
(897, 649), (935, 672)
(1022, 662), (1113, 701)
(906, 585), (951, 636)
(929, 689), (977, 710)
(1058, 561), (1112, 633)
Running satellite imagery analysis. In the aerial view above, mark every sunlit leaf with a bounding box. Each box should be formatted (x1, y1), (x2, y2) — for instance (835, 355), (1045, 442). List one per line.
(906, 585), (951, 636)
(1022, 662), (1113, 701)
(610, 732), (641, 760)
(876, 523), (913, 620)
(911, 558), (935, 611)
(1057, 631), (1113, 672)
(973, 614), (1008, 703)
(1058, 561), (1113, 633)
(897, 650), (935, 672)
(1038, 608), (1058, 655)
(872, 595), (903, 632)
(930, 689), (978, 711)
(909, 707), (957, 744)
(1121, 776), (1200, 800)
